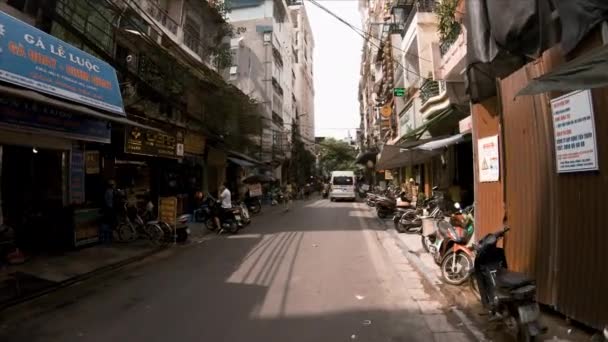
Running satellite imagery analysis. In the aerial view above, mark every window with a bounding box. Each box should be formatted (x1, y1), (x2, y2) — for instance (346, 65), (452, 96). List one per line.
(333, 177), (353, 186)
(183, 15), (201, 55)
(229, 66), (238, 80)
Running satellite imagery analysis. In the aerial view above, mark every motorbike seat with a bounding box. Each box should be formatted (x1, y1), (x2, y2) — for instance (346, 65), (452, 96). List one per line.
(496, 270), (534, 289)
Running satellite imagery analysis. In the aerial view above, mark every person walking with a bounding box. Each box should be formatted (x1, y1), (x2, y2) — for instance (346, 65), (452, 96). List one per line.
(284, 181), (294, 211)
(100, 180), (116, 243)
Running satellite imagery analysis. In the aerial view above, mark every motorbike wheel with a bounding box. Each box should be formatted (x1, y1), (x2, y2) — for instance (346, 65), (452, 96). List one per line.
(250, 202), (262, 214)
(205, 220), (218, 232)
(517, 322), (536, 342)
(144, 223), (164, 243)
(401, 209), (422, 234)
(194, 210), (205, 223)
(440, 251), (472, 285)
(228, 222), (239, 234)
(377, 209), (388, 219)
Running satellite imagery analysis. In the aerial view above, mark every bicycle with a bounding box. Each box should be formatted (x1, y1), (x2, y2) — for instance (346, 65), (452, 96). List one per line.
(114, 203), (164, 243)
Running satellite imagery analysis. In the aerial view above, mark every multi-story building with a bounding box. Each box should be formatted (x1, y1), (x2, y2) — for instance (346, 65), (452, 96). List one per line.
(289, 0), (315, 149)
(358, 0), (472, 198)
(0, 0), (259, 251)
(226, 0), (316, 177)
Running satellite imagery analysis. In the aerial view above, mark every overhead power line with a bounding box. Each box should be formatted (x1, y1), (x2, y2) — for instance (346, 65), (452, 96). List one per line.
(306, 0), (431, 82)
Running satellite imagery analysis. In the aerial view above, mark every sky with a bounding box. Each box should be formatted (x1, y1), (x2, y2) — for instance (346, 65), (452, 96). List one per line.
(306, 1), (363, 139)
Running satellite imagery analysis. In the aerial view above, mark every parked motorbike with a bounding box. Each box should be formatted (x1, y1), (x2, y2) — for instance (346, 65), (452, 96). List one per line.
(0, 224), (25, 265)
(194, 195), (215, 224)
(174, 214), (191, 242)
(244, 195), (262, 214)
(393, 188), (441, 233)
(234, 201), (251, 226)
(439, 203), (475, 285)
(471, 226), (546, 341)
(376, 191), (411, 219)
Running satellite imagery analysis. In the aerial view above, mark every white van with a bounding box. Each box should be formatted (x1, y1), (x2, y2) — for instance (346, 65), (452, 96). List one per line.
(329, 171), (356, 201)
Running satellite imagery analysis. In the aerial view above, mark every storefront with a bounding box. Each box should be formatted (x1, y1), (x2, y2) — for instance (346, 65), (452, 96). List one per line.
(0, 11), (152, 250)
(111, 125), (191, 216)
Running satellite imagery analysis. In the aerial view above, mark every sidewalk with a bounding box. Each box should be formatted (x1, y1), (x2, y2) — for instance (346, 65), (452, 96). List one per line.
(0, 201), (288, 310)
(0, 241), (163, 308)
(378, 214), (600, 341)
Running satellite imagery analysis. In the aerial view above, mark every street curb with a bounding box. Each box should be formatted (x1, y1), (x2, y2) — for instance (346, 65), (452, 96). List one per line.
(1, 202), (285, 312)
(377, 216), (488, 342)
(0, 244), (168, 312)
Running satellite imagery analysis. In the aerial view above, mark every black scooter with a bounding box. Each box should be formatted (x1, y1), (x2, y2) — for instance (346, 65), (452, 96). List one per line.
(472, 226), (546, 341)
(195, 195), (240, 234)
(244, 195), (262, 215)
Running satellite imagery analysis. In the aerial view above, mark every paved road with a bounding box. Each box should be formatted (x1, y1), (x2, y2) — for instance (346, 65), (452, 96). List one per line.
(0, 199), (473, 342)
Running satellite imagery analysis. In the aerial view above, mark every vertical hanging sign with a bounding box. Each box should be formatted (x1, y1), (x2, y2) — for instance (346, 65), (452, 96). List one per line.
(70, 143), (85, 204)
(550, 89), (599, 173)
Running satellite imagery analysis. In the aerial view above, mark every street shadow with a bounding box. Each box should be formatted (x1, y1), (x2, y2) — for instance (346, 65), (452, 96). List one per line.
(0, 199), (443, 342)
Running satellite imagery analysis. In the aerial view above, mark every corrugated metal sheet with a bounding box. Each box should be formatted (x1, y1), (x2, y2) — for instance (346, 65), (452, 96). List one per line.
(471, 98), (504, 239)
(500, 60), (557, 306)
(551, 30), (608, 328)
(496, 29), (608, 329)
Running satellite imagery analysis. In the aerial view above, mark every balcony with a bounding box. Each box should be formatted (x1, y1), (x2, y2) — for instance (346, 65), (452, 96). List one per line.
(433, 26), (466, 81)
(141, 0), (179, 36)
(419, 79), (440, 106)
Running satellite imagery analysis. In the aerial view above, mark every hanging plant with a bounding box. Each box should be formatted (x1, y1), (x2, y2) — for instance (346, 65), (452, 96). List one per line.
(435, 0), (460, 44)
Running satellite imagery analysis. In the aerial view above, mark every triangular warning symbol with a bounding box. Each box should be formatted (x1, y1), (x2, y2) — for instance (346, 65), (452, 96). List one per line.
(482, 158), (489, 170)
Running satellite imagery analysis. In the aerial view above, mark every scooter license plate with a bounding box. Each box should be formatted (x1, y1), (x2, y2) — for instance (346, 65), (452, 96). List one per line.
(517, 303), (540, 324)
(235, 215), (242, 221)
(186, 228), (191, 234)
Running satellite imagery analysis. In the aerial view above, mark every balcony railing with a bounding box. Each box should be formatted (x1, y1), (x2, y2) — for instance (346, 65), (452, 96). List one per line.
(183, 29), (201, 56)
(419, 79), (440, 105)
(403, 0), (437, 31)
(439, 24), (462, 57)
(142, 0), (179, 35)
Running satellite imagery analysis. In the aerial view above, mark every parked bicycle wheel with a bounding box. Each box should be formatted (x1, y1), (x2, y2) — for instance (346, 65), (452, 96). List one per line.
(143, 223), (164, 243)
(115, 223), (137, 242)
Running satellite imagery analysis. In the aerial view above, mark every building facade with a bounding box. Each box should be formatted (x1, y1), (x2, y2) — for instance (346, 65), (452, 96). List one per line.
(0, 0), (260, 251)
(289, 0), (315, 149)
(226, 0), (315, 178)
(358, 0), (472, 203)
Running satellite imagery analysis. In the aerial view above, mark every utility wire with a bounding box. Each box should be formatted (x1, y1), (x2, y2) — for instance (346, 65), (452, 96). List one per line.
(307, 0), (431, 82)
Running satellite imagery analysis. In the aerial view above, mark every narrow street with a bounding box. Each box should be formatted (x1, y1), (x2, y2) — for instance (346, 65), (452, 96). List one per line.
(0, 199), (472, 342)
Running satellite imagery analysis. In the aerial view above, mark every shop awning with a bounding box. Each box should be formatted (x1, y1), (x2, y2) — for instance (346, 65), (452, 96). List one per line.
(0, 84), (162, 132)
(355, 150), (379, 165)
(415, 133), (466, 151)
(375, 133), (468, 170)
(375, 144), (441, 170)
(228, 157), (255, 167)
(228, 150), (263, 166)
(517, 44), (608, 96)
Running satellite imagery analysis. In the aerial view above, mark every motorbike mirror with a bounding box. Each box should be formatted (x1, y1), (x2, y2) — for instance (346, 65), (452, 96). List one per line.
(454, 202), (461, 210)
